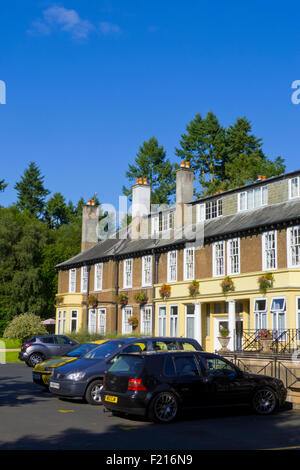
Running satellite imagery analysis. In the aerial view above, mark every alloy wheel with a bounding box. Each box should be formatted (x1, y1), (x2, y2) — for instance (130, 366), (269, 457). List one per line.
(91, 384), (103, 403)
(29, 354), (43, 367)
(153, 392), (178, 423)
(253, 388), (277, 415)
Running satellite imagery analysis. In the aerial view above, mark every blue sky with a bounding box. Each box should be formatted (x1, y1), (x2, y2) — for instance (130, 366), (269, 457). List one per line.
(1, 0), (300, 210)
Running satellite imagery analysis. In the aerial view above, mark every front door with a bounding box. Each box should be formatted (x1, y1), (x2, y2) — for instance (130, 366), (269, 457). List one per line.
(214, 317), (228, 352)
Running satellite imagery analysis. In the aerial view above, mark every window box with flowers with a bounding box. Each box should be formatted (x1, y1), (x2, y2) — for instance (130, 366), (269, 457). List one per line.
(258, 329), (273, 353)
(88, 295), (98, 308)
(159, 284), (171, 300)
(128, 316), (139, 329)
(188, 280), (200, 297)
(55, 296), (64, 306)
(117, 293), (129, 307)
(258, 273), (274, 294)
(221, 276), (235, 294)
(134, 291), (149, 306)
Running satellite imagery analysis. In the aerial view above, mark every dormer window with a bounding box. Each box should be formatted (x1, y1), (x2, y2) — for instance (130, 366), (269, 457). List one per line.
(151, 211), (174, 233)
(289, 177), (300, 199)
(197, 199), (222, 222)
(238, 186), (268, 212)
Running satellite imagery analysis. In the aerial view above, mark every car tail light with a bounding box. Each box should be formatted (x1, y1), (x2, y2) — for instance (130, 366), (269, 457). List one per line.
(24, 341), (34, 348)
(128, 378), (147, 391)
(103, 375), (106, 387)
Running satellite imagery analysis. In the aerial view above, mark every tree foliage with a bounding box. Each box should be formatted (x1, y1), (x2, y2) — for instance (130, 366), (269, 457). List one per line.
(14, 162), (50, 218)
(123, 137), (176, 205)
(176, 113), (285, 196)
(3, 312), (48, 343)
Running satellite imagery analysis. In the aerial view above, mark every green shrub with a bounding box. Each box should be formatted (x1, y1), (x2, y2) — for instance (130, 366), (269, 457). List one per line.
(68, 328), (147, 344)
(3, 313), (48, 344)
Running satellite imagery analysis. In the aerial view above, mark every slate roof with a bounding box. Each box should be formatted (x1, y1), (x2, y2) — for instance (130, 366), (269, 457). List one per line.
(56, 198), (300, 270)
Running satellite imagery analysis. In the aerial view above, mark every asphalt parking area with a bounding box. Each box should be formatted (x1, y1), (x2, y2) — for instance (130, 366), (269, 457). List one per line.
(1, 363), (300, 450)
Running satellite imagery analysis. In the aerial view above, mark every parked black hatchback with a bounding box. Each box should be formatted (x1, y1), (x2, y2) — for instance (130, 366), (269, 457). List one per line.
(101, 351), (287, 423)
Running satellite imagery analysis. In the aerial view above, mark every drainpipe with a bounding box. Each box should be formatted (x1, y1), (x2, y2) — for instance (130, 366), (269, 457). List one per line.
(85, 265), (91, 329)
(115, 260), (119, 334)
(152, 251), (160, 335)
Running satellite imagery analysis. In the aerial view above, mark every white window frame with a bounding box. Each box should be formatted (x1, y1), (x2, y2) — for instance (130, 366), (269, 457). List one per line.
(94, 263), (103, 292)
(97, 308), (106, 335)
(184, 247), (195, 281)
(213, 241), (225, 277)
(69, 268), (76, 293)
(196, 203), (206, 223)
(227, 238), (240, 275)
(88, 309), (97, 334)
(169, 305), (178, 337)
(61, 310), (66, 334)
(287, 226), (300, 268)
(185, 304), (195, 339)
(158, 306), (167, 336)
(123, 258), (133, 288)
(167, 250), (177, 283)
(254, 298), (268, 330)
(271, 297), (286, 338)
(142, 255), (152, 287)
(81, 266), (88, 293)
(70, 309), (78, 333)
(296, 297), (300, 340)
(289, 177), (300, 199)
(238, 186), (268, 212)
(205, 199), (222, 220)
(262, 230), (277, 271)
(57, 310), (62, 334)
(122, 306), (133, 334)
(141, 305), (152, 335)
(151, 215), (159, 235)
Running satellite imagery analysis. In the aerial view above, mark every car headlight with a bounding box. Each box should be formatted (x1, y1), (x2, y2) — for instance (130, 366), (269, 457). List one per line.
(66, 372), (86, 381)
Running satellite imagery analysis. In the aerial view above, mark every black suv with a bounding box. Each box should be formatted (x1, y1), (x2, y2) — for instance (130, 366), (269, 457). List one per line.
(101, 351), (287, 423)
(19, 335), (79, 367)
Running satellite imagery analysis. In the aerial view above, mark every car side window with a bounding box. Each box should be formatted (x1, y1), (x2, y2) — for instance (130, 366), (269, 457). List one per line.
(204, 358), (237, 376)
(122, 343), (144, 354)
(174, 356), (201, 377)
(40, 337), (55, 344)
(163, 356), (176, 377)
(56, 336), (69, 345)
(180, 342), (197, 351)
(152, 341), (178, 351)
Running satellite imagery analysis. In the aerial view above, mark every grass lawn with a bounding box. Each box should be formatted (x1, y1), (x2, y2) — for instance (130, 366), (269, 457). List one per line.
(3, 352), (21, 362)
(0, 338), (21, 349)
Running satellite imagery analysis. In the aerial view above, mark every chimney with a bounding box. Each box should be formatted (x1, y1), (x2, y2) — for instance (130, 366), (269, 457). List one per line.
(81, 201), (101, 252)
(131, 178), (151, 239)
(175, 161), (194, 230)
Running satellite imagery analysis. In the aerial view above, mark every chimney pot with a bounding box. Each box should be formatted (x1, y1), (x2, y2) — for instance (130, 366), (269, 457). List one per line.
(181, 161), (185, 167)
(143, 178), (147, 184)
(185, 161), (190, 168)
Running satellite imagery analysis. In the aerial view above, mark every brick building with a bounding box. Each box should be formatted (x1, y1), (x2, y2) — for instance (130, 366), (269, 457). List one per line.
(55, 164), (300, 353)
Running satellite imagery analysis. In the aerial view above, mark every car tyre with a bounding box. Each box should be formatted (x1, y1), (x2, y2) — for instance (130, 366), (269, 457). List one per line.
(148, 392), (178, 424)
(85, 380), (103, 405)
(28, 353), (44, 367)
(252, 386), (278, 415)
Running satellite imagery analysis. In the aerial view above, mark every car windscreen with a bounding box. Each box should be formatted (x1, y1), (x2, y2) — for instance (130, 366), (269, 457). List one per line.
(84, 341), (124, 359)
(66, 343), (99, 357)
(108, 355), (144, 375)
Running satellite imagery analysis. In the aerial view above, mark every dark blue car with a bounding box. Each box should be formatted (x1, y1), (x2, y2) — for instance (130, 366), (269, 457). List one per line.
(48, 337), (202, 405)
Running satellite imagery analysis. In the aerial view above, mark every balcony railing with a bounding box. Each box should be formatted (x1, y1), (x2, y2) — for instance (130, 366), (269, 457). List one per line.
(234, 329), (300, 354)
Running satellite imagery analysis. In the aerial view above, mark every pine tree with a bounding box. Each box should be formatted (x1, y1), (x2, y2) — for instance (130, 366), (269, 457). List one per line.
(0, 179), (7, 192)
(123, 137), (176, 205)
(175, 112), (226, 196)
(14, 162), (50, 218)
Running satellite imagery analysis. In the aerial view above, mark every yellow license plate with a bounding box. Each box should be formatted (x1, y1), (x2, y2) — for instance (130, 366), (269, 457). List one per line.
(105, 395), (118, 403)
